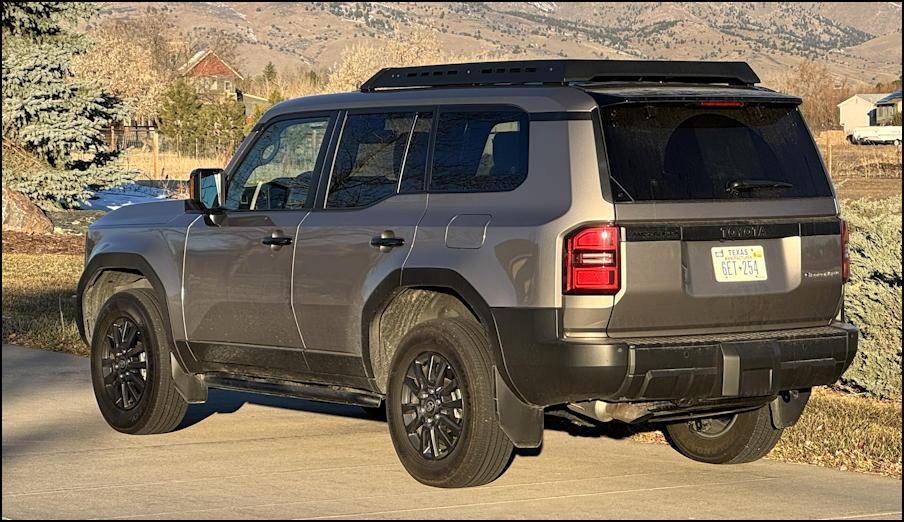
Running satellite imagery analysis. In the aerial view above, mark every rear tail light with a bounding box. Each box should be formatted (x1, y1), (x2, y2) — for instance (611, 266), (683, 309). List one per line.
(841, 219), (850, 283)
(564, 225), (620, 295)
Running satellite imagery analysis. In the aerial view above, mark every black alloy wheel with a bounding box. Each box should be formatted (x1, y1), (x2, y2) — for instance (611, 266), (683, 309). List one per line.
(400, 352), (465, 460)
(687, 414), (737, 438)
(100, 317), (148, 411)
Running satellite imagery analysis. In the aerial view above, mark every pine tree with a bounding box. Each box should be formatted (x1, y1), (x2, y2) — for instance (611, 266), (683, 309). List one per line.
(262, 62), (277, 85)
(157, 79), (203, 155)
(1, 2), (137, 209)
(199, 98), (246, 157)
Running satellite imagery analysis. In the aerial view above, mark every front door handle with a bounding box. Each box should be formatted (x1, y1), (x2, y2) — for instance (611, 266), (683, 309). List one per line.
(262, 233), (293, 250)
(371, 230), (405, 252)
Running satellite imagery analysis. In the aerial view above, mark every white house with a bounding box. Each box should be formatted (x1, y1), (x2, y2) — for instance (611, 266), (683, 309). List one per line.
(837, 93), (890, 134)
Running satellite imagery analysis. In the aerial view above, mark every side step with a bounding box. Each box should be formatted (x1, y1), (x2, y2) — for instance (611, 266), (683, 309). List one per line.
(203, 373), (383, 408)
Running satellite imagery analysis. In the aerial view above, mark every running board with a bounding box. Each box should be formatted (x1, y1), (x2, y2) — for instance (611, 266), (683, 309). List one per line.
(202, 373), (382, 408)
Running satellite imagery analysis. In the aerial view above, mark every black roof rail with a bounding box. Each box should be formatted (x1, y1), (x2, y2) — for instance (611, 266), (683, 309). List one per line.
(360, 59), (760, 92)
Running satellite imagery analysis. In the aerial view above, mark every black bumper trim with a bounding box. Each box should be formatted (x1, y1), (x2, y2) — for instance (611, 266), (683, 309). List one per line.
(491, 308), (858, 407)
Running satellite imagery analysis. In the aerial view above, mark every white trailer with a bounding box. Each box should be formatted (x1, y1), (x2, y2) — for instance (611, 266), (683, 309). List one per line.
(848, 126), (903, 145)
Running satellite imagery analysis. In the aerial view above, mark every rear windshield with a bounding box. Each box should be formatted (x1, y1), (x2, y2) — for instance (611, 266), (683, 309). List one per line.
(597, 103), (833, 202)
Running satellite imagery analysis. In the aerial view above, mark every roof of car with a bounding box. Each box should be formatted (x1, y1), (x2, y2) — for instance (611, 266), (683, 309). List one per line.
(261, 61), (798, 125)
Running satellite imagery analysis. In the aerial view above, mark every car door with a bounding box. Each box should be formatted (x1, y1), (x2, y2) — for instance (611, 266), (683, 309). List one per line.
(294, 109), (432, 378)
(183, 114), (335, 376)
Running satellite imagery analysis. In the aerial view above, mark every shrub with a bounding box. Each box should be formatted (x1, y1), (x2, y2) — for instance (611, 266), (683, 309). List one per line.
(840, 198), (902, 398)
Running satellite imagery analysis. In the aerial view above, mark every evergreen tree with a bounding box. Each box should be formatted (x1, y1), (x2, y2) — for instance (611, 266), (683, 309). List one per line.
(262, 62), (277, 85)
(157, 79), (203, 155)
(199, 98), (246, 157)
(1, 2), (136, 209)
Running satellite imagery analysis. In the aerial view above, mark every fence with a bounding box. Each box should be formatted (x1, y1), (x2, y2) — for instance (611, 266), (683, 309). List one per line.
(816, 130), (902, 179)
(105, 126), (234, 180)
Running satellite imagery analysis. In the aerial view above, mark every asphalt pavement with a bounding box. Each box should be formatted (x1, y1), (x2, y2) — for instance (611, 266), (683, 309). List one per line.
(2, 344), (901, 520)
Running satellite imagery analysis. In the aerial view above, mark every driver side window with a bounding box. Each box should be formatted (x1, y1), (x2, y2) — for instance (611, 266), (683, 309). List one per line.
(224, 117), (330, 211)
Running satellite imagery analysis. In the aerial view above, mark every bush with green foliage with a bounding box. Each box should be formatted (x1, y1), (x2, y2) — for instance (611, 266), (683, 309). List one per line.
(1, 2), (136, 209)
(841, 197), (902, 399)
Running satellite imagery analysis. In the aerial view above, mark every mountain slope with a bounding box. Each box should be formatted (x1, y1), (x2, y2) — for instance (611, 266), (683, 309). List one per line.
(97, 2), (902, 86)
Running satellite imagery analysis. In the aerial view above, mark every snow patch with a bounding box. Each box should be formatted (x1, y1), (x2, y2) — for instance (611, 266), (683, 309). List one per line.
(83, 184), (172, 212)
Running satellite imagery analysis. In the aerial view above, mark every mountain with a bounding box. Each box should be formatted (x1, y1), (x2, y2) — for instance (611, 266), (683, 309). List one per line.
(96, 2), (902, 87)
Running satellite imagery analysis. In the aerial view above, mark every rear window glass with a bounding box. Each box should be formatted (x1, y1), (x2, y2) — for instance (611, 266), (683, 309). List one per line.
(430, 109), (528, 193)
(598, 104), (833, 201)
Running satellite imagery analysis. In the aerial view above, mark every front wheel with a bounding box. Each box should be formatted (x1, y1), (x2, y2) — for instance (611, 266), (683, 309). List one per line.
(386, 318), (513, 488)
(90, 289), (187, 435)
(664, 404), (783, 464)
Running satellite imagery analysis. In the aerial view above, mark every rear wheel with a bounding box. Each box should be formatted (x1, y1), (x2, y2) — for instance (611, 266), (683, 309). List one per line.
(664, 404), (783, 464)
(90, 289), (187, 435)
(386, 318), (513, 488)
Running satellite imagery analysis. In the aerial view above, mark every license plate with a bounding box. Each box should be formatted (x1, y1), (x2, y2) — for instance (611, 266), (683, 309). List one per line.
(711, 245), (768, 282)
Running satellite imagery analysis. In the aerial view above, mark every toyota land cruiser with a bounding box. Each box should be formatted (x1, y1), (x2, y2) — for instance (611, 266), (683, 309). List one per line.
(78, 60), (858, 488)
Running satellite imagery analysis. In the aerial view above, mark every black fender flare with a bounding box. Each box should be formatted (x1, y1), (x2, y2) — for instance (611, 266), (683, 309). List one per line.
(361, 267), (543, 448)
(77, 253), (207, 403)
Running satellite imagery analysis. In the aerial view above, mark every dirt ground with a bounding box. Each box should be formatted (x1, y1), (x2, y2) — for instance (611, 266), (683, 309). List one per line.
(2, 231), (85, 255)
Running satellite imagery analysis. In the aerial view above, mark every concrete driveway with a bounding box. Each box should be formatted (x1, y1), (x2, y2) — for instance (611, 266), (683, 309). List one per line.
(2, 344), (901, 520)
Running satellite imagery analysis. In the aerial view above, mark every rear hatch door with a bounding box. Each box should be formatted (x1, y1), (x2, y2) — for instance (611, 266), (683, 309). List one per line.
(595, 99), (843, 336)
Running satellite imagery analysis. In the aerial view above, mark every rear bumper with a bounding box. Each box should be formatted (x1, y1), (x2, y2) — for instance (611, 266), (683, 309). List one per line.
(491, 308), (858, 407)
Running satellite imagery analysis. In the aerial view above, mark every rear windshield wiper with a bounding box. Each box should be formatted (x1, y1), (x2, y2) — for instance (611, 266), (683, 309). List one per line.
(726, 179), (793, 196)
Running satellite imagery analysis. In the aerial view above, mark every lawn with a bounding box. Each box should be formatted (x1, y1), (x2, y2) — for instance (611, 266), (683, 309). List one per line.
(1, 252), (84, 354)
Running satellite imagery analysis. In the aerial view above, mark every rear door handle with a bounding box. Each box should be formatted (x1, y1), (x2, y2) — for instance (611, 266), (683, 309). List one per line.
(371, 231), (405, 252)
(262, 234), (293, 250)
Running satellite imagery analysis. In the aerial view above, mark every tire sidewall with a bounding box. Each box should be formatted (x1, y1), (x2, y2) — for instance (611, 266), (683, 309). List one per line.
(665, 406), (775, 463)
(90, 292), (163, 434)
(387, 322), (492, 486)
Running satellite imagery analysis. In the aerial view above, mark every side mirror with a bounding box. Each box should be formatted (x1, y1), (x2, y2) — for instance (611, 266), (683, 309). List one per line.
(188, 168), (226, 225)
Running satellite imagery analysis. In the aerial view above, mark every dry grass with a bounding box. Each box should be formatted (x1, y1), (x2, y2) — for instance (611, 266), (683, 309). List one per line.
(770, 388), (902, 477)
(1, 253), (85, 354)
(120, 150), (228, 181)
(631, 389), (902, 478)
(818, 141), (902, 179)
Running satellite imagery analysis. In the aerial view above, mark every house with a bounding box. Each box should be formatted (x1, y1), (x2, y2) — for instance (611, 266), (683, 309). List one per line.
(875, 90), (902, 124)
(179, 49), (244, 99)
(178, 49), (269, 117)
(837, 92), (891, 134)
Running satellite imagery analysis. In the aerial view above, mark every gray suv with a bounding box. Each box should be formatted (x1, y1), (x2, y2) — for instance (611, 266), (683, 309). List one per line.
(78, 60), (858, 488)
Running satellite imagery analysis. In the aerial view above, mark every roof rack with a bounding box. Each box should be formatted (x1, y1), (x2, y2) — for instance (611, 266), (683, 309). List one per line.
(360, 59), (760, 92)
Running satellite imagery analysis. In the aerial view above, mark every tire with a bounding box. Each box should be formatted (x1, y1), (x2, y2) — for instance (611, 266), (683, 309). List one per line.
(386, 318), (513, 488)
(90, 289), (187, 435)
(664, 404), (783, 464)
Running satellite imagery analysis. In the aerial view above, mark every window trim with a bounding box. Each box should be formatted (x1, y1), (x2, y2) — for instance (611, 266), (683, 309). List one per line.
(221, 111), (338, 213)
(426, 104), (531, 195)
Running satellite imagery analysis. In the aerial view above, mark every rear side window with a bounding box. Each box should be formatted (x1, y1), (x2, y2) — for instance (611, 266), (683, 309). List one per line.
(598, 104), (833, 201)
(430, 109), (528, 193)
(327, 112), (416, 208)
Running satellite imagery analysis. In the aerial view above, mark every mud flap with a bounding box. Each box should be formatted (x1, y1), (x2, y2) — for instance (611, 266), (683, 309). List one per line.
(171, 354), (208, 403)
(494, 367), (543, 448)
(769, 388), (811, 429)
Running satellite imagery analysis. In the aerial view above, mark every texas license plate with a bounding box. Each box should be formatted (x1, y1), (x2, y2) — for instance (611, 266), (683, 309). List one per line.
(711, 245), (768, 282)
